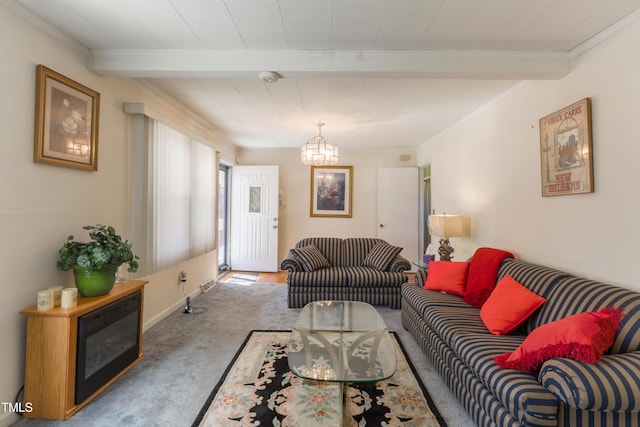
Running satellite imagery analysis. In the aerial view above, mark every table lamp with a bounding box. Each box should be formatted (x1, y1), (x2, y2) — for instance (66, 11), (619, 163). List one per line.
(428, 214), (463, 261)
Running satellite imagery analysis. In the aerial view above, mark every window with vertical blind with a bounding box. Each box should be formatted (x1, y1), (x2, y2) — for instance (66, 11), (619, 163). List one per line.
(191, 140), (216, 256)
(151, 121), (216, 272)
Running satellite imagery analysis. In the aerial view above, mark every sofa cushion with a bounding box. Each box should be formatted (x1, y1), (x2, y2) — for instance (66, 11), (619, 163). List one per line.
(288, 267), (349, 288)
(480, 275), (546, 336)
(290, 244), (330, 272)
(363, 241), (403, 271)
(401, 285), (474, 325)
(496, 259), (572, 333)
(342, 238), (382, 267)
(423, 261), (469, 296)
(422, 304), (488, 347)
(464, 247), (514, 308)
(296, 237), (344, 267)
(345, 266), (406, 288)
(410, 316), (556, 427)
(529, 276), (640, 353)
(495, 307), (624, 373)
(452, 332), (558, 426)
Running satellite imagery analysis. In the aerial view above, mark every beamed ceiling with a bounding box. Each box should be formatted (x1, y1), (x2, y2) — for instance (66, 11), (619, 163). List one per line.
(8, 0), (640, 149)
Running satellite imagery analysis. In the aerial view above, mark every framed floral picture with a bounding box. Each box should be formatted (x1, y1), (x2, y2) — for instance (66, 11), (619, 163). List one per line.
(33, 65), (100, 171)
(310, 166), (353, 218)
(539, 98), (593, 196)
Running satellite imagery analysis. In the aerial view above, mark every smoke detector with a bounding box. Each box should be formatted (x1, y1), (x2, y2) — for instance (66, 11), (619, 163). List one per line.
(259, 71), (280, 83)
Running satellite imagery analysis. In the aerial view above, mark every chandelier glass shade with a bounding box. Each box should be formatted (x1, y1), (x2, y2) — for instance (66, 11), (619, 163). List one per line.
(301, 123), (339, 166)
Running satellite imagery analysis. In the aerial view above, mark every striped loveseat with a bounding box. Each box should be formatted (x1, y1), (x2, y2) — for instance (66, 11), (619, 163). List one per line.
(281, 237), (410, 309)
(402, 258), (640, 427)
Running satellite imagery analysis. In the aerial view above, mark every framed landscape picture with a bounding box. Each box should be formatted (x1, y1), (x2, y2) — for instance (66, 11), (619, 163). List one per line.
(34, 64), (100, 171)
(539, 98), (593, 196)
(310, 165), (353, 218)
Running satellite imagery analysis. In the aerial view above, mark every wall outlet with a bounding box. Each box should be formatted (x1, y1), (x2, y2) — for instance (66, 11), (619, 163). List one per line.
(178, 271), (187, 284)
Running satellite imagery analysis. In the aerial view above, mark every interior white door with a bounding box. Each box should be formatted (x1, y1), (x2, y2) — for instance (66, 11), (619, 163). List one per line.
(378, 168), (419, 270)
(230, 166), (279, 272)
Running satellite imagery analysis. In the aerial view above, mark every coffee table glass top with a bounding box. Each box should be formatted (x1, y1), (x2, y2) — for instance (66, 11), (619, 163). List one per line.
(288, 301), (396, 383)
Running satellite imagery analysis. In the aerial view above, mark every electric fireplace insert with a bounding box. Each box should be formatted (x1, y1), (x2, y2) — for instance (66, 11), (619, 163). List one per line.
(75, 291), (141, 404)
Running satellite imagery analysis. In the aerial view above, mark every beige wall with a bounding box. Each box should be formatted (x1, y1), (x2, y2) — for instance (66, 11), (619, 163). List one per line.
(237, 148), (418, 263)
(417, 17), (640, 289)
(0, 6), (236, 426)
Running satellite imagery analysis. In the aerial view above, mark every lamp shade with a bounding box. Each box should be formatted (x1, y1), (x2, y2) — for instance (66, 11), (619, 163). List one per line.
(428, 214), (463, 239)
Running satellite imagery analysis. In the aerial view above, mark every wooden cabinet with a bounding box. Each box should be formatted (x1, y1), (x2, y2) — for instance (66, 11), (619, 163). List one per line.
(20, 280), (147, 420)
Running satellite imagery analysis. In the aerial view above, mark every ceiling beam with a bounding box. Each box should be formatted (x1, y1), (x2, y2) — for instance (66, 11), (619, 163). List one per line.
(90, 49), (571, 80)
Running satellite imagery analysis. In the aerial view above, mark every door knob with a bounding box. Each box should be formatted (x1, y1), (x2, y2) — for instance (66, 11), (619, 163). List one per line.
(379, 224), (384, 228)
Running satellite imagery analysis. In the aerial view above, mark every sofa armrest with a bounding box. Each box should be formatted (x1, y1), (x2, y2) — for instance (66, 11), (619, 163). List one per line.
(540, 352), (640, 411)
(280, 252), (303, 272)
(389, 255), (410, 273)
(414, 268), (427, 287)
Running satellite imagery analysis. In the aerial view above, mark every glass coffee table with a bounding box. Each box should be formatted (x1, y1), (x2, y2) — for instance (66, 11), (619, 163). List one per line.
(287, 301), (396, 424)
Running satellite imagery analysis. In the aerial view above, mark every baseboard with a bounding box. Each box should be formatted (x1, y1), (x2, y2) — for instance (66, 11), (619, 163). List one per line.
(142, 287), (202, 332)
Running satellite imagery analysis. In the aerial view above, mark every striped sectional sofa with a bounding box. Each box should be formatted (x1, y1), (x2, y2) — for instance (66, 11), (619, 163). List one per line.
(402, 258), (640, 427)
(281, 237), (410, 309)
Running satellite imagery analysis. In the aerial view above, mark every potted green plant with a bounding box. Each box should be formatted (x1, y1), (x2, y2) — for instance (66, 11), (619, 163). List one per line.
(57, 224), (139, 297)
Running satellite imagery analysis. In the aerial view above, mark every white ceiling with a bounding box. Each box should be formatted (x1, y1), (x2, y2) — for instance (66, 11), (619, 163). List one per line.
(8, 0), (640, 149)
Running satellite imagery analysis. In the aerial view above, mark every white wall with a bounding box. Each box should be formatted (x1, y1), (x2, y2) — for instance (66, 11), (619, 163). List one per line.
(416, 17), (640, 289)
(237, 148), (418, 263)
(0, 5), (236, 426)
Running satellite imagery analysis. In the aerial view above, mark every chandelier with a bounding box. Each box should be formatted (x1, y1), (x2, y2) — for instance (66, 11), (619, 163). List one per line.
(300, 122), (339, 166)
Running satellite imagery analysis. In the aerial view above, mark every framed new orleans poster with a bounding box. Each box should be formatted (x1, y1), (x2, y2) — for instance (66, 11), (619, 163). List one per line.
(539, 98), (593, 196)
(310, 166), (353, 218)
(34, 64), (100, 171)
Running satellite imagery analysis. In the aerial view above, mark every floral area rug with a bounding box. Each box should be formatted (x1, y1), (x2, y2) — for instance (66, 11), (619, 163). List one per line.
(192, 330), (446, 427)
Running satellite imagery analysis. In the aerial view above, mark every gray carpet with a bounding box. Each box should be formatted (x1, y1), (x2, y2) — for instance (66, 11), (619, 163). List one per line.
(12, 282), (474, 427)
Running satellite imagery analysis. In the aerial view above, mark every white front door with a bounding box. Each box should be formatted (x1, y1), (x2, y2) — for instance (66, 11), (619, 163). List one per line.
(230, 166), (279, 272)
(378, 167), (419, 270)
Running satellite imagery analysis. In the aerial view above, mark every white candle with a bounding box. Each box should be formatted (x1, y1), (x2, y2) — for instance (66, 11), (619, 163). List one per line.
(37, 290), (54, 311)
(61, 288), (78, 309)
(49, 286), (64, 307)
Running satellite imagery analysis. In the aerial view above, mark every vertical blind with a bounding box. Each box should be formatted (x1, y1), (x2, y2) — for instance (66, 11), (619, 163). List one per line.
(191, 140), (216, 256)
(152, 121), (216, 272)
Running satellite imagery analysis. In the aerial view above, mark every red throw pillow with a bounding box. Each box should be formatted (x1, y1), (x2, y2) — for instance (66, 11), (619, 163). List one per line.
(494, 307), (624, 373)
(480, 275), (546, 335)
(464, 247), (514, 308)
(423, 261), (470, 296)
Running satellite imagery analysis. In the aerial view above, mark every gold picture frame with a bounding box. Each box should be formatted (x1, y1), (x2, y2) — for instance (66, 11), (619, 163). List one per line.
(34, 65), (100, 171)
(310, 165), (353, 218)
(539, 98), (593, 196)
